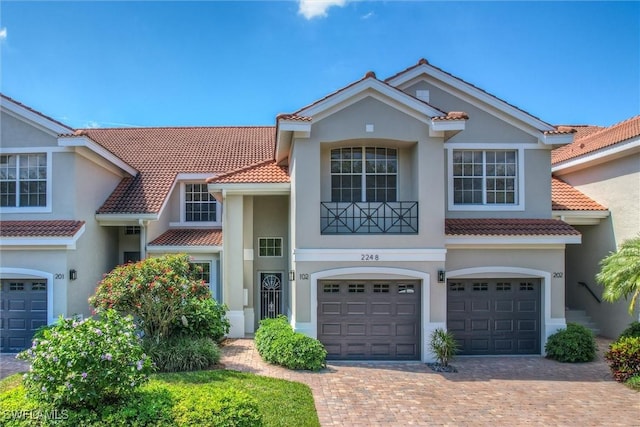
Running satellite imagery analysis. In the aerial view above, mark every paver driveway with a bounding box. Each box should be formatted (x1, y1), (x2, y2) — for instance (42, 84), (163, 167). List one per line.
(221, 338), (639, 427)
(2, 338), (638, 426)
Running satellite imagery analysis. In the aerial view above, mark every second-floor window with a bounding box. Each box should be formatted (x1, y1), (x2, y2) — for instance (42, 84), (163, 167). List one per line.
(330, 147), (397, 203)
(185, 183), (217, 222)
(0, 153), (47, 207)
(452, 150), (517, 205)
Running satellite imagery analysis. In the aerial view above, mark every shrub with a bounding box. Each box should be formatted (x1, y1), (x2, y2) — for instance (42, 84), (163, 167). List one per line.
(172, 297), (230, 342)
(143, 336), (221, 372)
(172, 386), (263, 427)
(617, 321), (640, 340)
(626, 375), (640, 391)
(90, 254), (212, 342)
(545, 323), (597, 363)
(604, 336), (640, 382)
(17, 310), (153, 409)
(430, 328), (458, 367)
(255, 316), (327, 371)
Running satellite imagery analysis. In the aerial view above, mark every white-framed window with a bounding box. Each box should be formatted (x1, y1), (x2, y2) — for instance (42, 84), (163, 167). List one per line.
(174, 182), (221, 226)
(330, 147), (397, 202)
(188, 259), (218, 300)
(448, 147), (524, 211)
(258, 237), (283, 257)
(0, 153), (48, 209)
(124, 226), (140, 235)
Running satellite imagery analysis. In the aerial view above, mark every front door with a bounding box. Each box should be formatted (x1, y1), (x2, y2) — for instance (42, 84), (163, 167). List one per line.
(259, 272), (283, 320)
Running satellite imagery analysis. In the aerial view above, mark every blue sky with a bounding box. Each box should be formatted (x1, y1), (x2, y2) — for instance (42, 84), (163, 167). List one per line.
(1, 1), (638, 129)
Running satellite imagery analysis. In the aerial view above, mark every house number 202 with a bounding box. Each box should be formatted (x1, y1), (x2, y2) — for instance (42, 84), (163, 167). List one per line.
(553, 272), (563, 278)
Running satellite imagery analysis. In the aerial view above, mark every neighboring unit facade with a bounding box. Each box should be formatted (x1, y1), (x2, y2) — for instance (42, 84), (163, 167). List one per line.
(552, 116), (640, 338)
(3, 58), (620, 361)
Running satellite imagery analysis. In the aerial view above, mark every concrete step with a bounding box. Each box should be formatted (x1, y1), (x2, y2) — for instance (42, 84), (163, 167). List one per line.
(565, 309), (600, 336)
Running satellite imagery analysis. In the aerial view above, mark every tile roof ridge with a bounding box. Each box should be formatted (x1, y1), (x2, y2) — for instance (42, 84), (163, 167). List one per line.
(572, 114), (640, 143)
(1, 93), (74, 131)
(206, 158), (278, 183)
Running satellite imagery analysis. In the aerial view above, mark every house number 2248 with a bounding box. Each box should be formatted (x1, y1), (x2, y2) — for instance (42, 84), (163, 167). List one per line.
(361, 254), (380, 261)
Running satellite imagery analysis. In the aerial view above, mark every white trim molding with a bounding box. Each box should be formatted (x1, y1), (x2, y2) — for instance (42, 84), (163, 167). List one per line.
(1, 97), (73, 136)
(293, 248), (447, 262)
(446, 266), (554, 356)
(58, 135), (137, 176)
(446, 235), (581, 246)
(552, 210), (610, 226)
(0, 149), (54, 214)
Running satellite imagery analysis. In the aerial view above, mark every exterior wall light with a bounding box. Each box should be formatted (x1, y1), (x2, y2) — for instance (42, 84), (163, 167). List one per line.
(289, 270), (295, 281)
(437, 269), (446, 283)
(69, 269), (78, 281)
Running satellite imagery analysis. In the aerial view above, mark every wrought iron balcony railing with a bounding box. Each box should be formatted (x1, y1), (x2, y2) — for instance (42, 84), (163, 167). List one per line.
(320, 201), (418, 234)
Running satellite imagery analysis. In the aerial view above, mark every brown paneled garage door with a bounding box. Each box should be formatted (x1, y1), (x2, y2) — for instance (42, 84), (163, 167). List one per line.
(317, 280), (420, 360)
(447, 279), (541, 355)
(1, 279), (48, 352)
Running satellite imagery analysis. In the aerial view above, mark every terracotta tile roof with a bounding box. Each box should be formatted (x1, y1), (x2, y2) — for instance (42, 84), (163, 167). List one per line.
(432, 111), (469, 121)
(552, 115), (640, 165)
(83, 127), (275, 214)
(551, 177), (607, 211)
(276, 114), (312, 122)
(207, 160), (289, 184)
(565, 124), (606, 140)
(385, 59), (554, 131)
(148, 229), (223, 247)
(1, 94), (74, 132)
(0, 220), (85, 237)
(444, 218), (580, 237)
(543, 126), (577, 135)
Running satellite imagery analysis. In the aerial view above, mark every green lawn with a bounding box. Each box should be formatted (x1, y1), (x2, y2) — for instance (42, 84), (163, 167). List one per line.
(0, 370), (320, 426)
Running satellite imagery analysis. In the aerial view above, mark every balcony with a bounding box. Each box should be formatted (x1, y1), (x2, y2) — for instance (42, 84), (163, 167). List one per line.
(320, 201), (418, 234)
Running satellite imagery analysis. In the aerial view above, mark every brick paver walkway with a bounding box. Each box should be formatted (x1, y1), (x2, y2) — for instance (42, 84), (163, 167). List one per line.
(2, 338), (638, 426)
(220, 338), (639, 426)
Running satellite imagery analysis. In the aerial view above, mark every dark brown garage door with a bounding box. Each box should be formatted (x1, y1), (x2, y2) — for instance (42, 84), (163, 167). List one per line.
(1, 280), (48, 352)
(447, 279), (540, 355)
(318, 280), (420, 360)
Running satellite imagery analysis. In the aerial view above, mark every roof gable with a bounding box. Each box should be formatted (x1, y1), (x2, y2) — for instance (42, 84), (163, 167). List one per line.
(385, 59), (563, 141)
(1, 94), (73, 136)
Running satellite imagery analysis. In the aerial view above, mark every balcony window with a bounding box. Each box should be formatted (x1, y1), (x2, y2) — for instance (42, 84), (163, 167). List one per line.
(331, 147), (397, 202)
(185, 183), (218, 222)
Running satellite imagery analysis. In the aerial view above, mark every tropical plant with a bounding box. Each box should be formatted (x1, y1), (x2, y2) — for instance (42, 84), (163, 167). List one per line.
(596, 236), (640, 315)
(17, 310), (153, 409)
(604, 336), (640, 382)
(429, 328), (458, 367)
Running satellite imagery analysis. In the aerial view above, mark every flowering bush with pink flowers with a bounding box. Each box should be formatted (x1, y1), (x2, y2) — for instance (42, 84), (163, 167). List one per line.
(17, 310), (152, 408)
(89, 254), (213, 343)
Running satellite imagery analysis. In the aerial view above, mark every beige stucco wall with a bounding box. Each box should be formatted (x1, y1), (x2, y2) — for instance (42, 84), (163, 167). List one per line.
(557, 152), (640, 337)
(1, 112), (59, 148)
(291, 96), (445, 250)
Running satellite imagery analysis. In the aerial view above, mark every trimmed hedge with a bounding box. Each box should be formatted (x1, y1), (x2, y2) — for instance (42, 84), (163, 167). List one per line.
(255, 316), (327, 371)
(172, 386), (262, 426)
(545, 323), (597, 363)
(618, 321), (640, 340)
(605, 336), (640, 383)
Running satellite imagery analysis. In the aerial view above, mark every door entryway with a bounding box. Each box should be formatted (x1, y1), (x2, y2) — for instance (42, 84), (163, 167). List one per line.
(259, 272), (283, 320)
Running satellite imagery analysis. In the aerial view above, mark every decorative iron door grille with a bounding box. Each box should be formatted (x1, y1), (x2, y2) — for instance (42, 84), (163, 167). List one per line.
(260, 272), (282, 320)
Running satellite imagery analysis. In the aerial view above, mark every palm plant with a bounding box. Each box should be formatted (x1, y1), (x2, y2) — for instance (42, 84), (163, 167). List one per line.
(596, 236), (640, 315)
(429, 328), (458, 367)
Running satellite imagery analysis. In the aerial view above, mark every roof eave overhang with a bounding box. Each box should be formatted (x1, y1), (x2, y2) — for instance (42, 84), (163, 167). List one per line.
(95, 213), (159, 226)
(542, 133), (575, 146)
(58, 135), (138, 176)
(551, 210), (610, 225)
(208, 182), (290, 196)
(0, 224), (86, 250)
(445, 235), (582, 246)
(552, 137), (640, 174)
(275, 121), (312, 164)
(1, 97), (73, 136)
(147, 245), (223, 254)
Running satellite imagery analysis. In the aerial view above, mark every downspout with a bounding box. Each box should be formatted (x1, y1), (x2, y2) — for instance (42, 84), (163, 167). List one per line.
(138, 219), (148, 259)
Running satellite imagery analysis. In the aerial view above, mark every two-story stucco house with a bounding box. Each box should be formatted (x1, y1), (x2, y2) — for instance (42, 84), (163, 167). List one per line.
(3, 58), (612, 361)
(551, 116), (640, 338)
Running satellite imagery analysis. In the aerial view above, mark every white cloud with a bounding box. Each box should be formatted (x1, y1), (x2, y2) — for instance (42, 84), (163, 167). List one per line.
(361, 11), (374, 20)
(86, 121), (101, 129)
(298, 0), (347, 20)
(0, 27), (7, 41)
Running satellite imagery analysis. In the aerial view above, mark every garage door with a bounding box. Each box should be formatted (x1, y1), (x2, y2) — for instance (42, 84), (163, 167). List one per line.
(318, 280), (420, 360)
(1, 280), (48, 352)
(447, 279), (540, 355)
